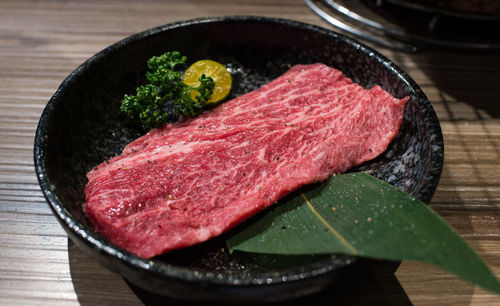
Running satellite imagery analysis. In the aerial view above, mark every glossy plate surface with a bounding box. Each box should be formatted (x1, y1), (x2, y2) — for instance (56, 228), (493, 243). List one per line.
(34, 16), (443, 302)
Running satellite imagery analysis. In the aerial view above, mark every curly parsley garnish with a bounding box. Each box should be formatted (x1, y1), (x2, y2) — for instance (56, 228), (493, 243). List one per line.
(120, 51), (215, 129)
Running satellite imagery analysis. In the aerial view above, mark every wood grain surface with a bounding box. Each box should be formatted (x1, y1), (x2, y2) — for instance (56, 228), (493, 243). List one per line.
(1, 0), (499, 305)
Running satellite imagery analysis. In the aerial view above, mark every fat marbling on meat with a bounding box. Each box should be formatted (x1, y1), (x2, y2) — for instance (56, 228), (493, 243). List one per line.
(84, 63), (408, 258)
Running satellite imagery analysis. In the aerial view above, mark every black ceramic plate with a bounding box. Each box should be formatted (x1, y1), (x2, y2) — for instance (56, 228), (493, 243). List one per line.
(34, 16), (443, 303)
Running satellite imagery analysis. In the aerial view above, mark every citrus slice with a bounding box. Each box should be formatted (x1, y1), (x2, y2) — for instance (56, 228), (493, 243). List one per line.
(183, 59), (232, 104)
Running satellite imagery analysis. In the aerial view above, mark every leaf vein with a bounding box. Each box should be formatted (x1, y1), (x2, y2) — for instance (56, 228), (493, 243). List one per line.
(300, 193), (359, 255)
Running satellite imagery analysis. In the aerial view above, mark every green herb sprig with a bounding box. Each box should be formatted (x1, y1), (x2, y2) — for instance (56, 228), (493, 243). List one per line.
(120, 51), (215, 129)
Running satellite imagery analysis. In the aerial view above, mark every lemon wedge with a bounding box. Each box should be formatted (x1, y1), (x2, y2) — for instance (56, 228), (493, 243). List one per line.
(183, 60), (232, 104)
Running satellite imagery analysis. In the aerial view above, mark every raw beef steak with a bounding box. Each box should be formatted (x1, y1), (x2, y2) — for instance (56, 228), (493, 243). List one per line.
(84, 63), (408, 258)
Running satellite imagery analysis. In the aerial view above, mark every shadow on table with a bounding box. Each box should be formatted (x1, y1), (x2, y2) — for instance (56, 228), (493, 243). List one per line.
(68, 239), (414, 305)
(67, 239), (142, 305)
(391, 48), (497, 304)
(127, 260), (411, 306)
(403, 48), (500, 242)
(396, 49), (500, 120)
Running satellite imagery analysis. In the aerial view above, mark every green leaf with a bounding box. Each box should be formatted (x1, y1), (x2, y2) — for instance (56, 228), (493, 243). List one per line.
(226, 172), (500, 294)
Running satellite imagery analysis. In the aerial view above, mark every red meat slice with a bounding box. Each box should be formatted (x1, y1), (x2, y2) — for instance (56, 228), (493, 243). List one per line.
(84, 63), (408, 258)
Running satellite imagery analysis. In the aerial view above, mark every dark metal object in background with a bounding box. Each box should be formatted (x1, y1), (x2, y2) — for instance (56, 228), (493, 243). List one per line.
(305, 0), (419, 52)
(305, 0), (500, 52)
(384, 0), (500, 21)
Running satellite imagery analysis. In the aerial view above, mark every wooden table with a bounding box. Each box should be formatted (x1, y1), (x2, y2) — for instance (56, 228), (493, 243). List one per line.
(1, 1), (499, 305)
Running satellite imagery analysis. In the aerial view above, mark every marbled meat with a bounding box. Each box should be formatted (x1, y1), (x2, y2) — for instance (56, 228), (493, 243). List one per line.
(84, 63), (408, 258)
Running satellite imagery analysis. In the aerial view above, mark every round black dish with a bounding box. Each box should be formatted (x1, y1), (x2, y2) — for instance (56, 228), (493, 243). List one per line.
(34, 16), (444, 303)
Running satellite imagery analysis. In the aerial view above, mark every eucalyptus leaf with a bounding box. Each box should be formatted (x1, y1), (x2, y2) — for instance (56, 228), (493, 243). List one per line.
(226, 172), (500, 294)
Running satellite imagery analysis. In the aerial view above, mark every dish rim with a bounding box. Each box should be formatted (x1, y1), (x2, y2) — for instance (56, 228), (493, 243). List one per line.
(33, 15), (444, 288)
